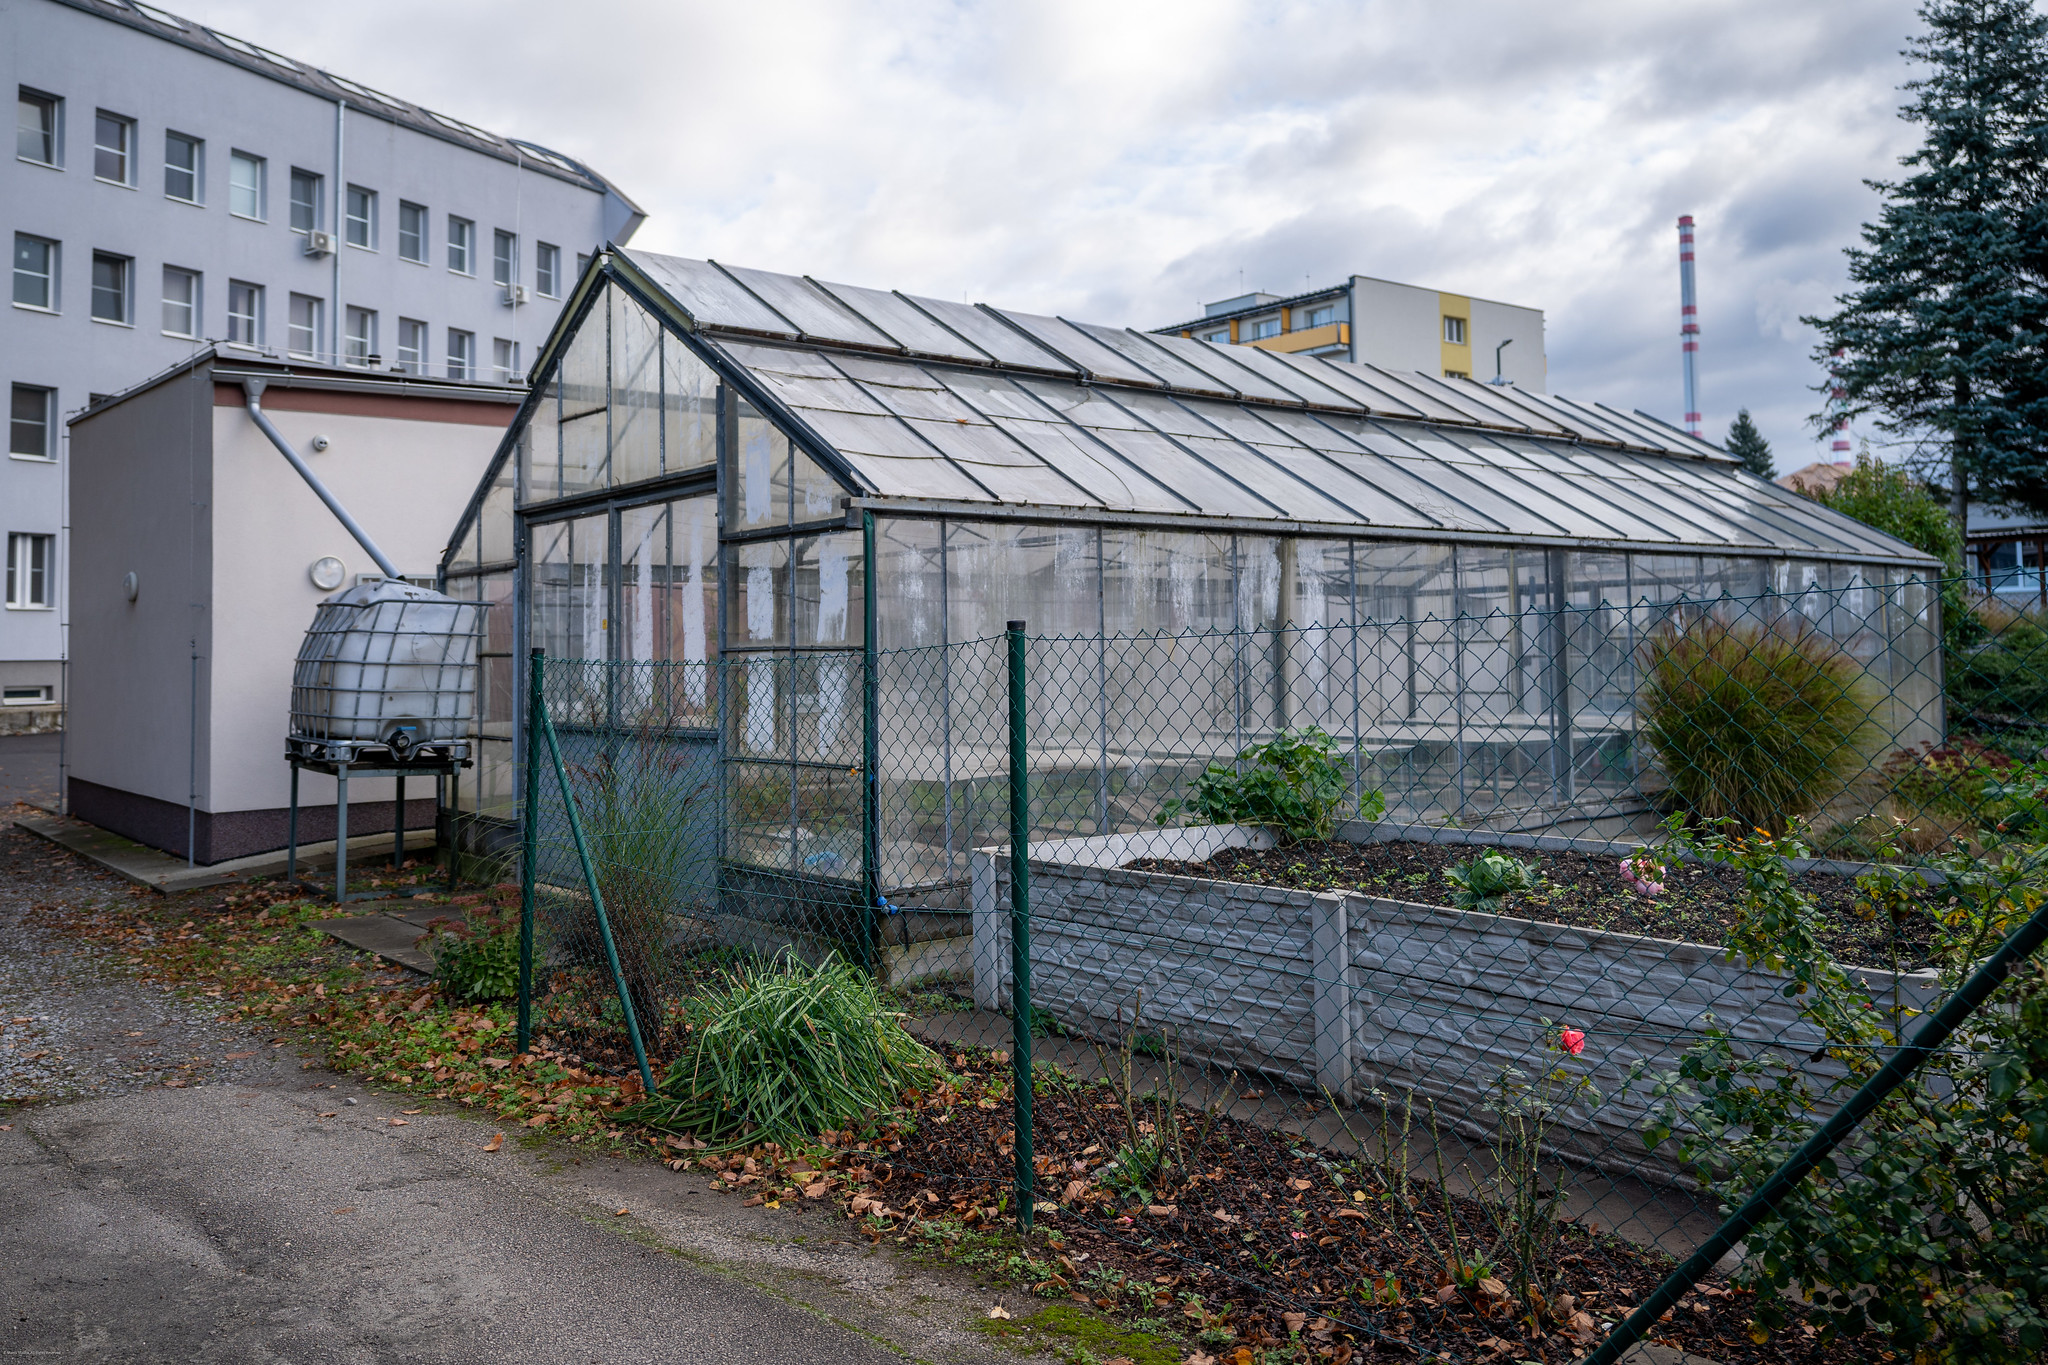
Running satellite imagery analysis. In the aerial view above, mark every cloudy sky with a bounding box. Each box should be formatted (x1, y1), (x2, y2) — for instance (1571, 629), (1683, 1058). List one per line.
(178, 0), (1932, 472)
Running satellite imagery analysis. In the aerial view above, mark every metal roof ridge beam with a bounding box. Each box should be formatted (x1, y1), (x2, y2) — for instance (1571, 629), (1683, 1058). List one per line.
(837, 496), (1942, 568)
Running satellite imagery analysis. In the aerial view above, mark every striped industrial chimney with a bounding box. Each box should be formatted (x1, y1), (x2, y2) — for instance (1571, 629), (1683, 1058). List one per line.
(1678, 215), (1701, 438)
(1827, 349), (1853, 459)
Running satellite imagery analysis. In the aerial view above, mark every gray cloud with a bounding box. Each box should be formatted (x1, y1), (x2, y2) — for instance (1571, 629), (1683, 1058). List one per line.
(179, 0), (1941, 469)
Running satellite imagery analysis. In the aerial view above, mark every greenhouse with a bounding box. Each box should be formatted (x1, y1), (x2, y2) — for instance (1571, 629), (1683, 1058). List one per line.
(438, 247), (1942, 925)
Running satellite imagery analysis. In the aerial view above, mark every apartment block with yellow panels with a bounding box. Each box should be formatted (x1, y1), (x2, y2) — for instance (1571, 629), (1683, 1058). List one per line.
(1156, 274), (1546, 391)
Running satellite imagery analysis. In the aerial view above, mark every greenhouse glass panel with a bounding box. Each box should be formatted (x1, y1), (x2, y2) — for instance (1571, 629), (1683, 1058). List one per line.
(729, 397), (792, 533)
(1279, 540), (1356, 737)
(477, 471), (515, 566)
(727, 539), (791, 651)
(793, 446), (844, 525)
(717, 262), (897, 349)
(810, 278), (998, 361)
(519, 377), (561, 505)
(874, 518), (944, 649)
(1268, 352), (1427, 417)
(617, 496), (717, 723)
(530, 512), (608, 670)
(557, 308), (609, 496)
(794, 530), (862, 647)
(1112, 390), (1360, 523)
(610, 287), (663, 486)
(661, 331), (718, 476)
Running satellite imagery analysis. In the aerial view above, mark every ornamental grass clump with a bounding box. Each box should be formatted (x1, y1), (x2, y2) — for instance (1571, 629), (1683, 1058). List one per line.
(623, 954), (943, 1150)
(1637, 617), (1880, 836)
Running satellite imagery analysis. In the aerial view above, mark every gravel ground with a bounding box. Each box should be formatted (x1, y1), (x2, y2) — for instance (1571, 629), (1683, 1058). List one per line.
(0, 811), (310, 1103)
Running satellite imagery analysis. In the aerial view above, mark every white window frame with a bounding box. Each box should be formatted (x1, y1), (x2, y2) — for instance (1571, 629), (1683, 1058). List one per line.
(535, 241), (559, 297)
(344, 305), (377, 365)
(1200, 329), (1228, 344)
(1306, 306), (1336, 328)
(161, 264), (200, 337)
(492, 229), (517, 288)
(17, 88), (61, 168)
(446, 327), (474, 380)
(229, 150), (265, 221)
(164, 130), (202, 203)
(2, 685), (53, 706)
(447, 216), (474, 275)
(93, 108), (134, 186)
(288, 168), (323, 235)
(398, 201), (427, 263)
(492, 337), (520, 384)
(345, 184), (376, 250)
(227, 280), (263, 346)
(6, 532), (54, 610)
(397, 317), (426, 375)
(12, 234), (58, 312)
(90, 250), (133, 326)
(9, 384), (55, 461)
(1442, 315), (1466, 345)
(287, 293), (323, 359)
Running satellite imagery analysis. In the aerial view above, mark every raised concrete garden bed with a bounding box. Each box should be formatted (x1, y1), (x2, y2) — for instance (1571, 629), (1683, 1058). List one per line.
(972, 824), (1941, 1182)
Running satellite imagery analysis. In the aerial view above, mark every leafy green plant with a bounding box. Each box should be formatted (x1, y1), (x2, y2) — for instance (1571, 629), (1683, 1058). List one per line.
(622, 953), (943, 1150)
(1443, 851), (1542, 914)
(1643, 819), (2048, 1361)
(1164, 726), (1382, 844)
(427, 916), (521, 1002)
(1637, 616), (1881, 835)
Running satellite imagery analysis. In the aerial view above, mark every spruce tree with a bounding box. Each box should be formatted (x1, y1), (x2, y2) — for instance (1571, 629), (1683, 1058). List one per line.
(1805, 0), (2048, 524)
(1725, 409), (1774, 478)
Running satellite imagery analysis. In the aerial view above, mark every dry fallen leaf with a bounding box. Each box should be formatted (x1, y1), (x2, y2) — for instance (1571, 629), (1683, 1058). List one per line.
(803, 1181), (831, 1198)
(401, 1109), (423, 1116)
(1435, 1284), (1460, 1305)
(480, 1057), (511, 1070)
(1286, 1178), (1311, 1191)
(224, 1050), (257, 1060)
(387, 1118), (409, 1127)
(1144, 1204), (1177, 1218)
(1182, 1353), (1217, 1365)
(743, 1194), (765, 1207)
(482, 1133), (504, 1153)
(614, 1207), (629, 1216)
(1281, 1311), (1307, 1333)
(986, 1305), (1011, 1320)
(330, 1206), (356, 1215)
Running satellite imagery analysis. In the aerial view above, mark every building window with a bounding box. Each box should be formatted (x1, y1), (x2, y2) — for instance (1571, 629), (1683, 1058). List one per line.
(1200, 329), (1228, 344)
(492, 230), (517, 288)
(398, 201), (426, 263)
(1443, 369), (1470, 380)
(576, 252), (591, 281)
(229, 151), (264, 219)
(1442, 315), (1466, 345)
(93, 110), (133, 184)
(344, 306), (377, 365)
(6, 533), (53, 609)
(1306, 305), (1336, 328)
(447, 217), (474, 274)
(492, 337), (519, 383)
(446, 328), (474, 380)
(345, 185), (376, 249)
(397, 318), (427, 375)
(287, 294), (323, 358)
(536, 242), (559, 297)
(9, 385), (53, 459)
(289, 168), (323, 233)
(164, 130), (201, 202)
(1246, 317), (1281, 340)
(227, 280), (263, 345)
(161, 265), (199, 336)
(2, 685), (52, 706)
(17, 88), (59, 166)
(91, 252), (131, 324)
(12, 234), (56, 310)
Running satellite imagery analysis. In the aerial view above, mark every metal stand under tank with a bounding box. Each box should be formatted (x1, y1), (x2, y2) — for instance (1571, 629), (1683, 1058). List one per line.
(285, 740), (468, 902)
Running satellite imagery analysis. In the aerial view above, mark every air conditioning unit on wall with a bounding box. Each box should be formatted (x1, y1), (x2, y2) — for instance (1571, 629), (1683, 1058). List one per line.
(303, 230), (337, 257)
(502, 284), (529, 307)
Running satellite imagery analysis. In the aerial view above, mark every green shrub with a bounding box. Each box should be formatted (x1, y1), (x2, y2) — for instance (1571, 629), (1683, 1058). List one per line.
(1949, 604), (2048, 730)
(1637, 617), (1880, 835)
(429, 918), (521, 1002)
(622, 954), (943, 1149)
(1443, 851), (1543, 914)
(1165, 726), (1382, 844)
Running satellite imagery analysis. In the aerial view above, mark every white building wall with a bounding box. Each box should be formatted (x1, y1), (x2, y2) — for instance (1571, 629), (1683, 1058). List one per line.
(0, 0), (634, 708)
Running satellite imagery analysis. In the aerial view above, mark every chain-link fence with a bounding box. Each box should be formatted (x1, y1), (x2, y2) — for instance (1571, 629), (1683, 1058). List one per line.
(519, 575), (2048, 1364)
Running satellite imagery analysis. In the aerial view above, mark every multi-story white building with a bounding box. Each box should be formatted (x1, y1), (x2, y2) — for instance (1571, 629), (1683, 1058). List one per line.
(3, 0), (642, 724)
(1155, 275), (1547, 391)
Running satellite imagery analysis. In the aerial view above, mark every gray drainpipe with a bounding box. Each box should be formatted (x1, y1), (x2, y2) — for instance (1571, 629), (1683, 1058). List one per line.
(240, 378), (400, 579)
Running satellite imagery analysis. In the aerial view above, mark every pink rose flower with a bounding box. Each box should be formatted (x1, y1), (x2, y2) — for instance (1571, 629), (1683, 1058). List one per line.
(1560, 1028), (1586, 1056)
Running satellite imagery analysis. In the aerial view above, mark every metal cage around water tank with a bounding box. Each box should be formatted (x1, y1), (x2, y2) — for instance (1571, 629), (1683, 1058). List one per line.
(289, 578), (483, 762)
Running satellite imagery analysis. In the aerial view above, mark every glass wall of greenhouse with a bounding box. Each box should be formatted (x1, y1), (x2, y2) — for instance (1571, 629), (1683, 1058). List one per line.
(439, 248), (1944, 919)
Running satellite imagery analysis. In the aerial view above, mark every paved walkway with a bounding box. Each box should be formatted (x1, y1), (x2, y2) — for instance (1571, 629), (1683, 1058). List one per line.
(0, 732), (59, 811)
(0, 824), (1018, 1364)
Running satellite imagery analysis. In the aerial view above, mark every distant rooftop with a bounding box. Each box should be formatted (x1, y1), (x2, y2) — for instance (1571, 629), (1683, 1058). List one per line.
(52, 0), (641, 216)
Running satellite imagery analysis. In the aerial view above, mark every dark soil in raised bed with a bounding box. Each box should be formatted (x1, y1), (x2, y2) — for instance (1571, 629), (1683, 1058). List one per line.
(821, 1051), (1878, 1364)
(1128, 839), (1941, 970)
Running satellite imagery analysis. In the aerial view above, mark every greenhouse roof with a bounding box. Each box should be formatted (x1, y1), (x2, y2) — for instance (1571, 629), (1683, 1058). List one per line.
(526, 249), (1939, 567)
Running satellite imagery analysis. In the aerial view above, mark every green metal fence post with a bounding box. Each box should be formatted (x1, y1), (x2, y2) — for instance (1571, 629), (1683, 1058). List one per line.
(1585, 893), (2048, 1365)
(862, 509), (881, 976)
(538, 704), (657, 1099)
(517, 647), (542, 1054)
(1007, 619), (1035, 1233)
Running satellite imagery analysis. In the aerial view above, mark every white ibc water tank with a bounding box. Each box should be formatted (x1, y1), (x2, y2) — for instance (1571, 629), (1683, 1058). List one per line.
(289, 578), (483, 761)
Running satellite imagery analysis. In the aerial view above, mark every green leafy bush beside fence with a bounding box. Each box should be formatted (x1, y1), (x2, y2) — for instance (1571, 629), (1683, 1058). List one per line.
(1164, 726), (1381, 843)
(1637, 619), (1880, 835)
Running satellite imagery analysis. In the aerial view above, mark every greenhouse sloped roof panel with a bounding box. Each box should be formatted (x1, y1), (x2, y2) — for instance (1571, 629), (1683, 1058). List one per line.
(1262, 352), (1428, 418)
(1065, 323), (1243, 397)
(1386, 427), (1623, 540)
(629, 255), (797, 337)
(808, 279), (999, 362)
(1132, 333), (1309, 405)
(899, 296), (1080, 373)
(1104, 390), (1365, 523)
(1210, 343), (1366, 410)
(712, 263), (900, 350)
(989, 311), (1167, 387)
